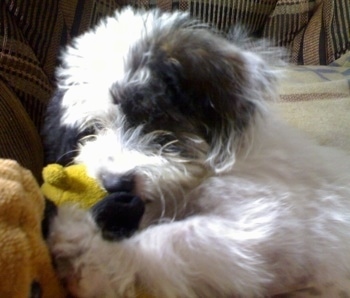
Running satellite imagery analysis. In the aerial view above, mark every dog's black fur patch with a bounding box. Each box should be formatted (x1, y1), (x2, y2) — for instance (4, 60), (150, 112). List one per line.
(41, 198), (57, 239)
(42, 89), (94, 166)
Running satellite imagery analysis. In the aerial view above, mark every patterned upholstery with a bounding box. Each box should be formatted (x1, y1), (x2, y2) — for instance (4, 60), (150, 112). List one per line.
(131, 0), (350, 65)
(0, 0), (120, 131)
(263, 0), (350, 65)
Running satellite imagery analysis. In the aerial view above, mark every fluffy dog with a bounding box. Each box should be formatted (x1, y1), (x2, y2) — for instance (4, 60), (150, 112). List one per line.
(43, 7), (350, 298)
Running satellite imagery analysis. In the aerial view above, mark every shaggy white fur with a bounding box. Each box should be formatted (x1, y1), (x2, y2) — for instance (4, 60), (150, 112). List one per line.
(46, 7), (350, 298)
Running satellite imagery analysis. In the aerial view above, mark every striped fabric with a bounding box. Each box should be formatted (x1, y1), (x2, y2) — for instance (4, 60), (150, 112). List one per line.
(0, 79), (44, 182)
(128, 0), (277, 33)
(130, 0), (350, 65)
(0, 0), (120, 131)
(263, 0), (350, 65)
(189, 0), (277, 33)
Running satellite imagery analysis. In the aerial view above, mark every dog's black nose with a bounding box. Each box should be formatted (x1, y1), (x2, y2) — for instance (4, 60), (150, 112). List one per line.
(101, 173), (134, 193)
(91, 192), (145, 241)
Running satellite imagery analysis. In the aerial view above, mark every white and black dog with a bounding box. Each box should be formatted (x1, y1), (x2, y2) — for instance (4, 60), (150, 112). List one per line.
(43, 7), (350, 298)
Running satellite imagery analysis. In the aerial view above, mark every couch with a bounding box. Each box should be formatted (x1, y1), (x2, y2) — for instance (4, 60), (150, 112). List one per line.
(0, 0), (349, 296)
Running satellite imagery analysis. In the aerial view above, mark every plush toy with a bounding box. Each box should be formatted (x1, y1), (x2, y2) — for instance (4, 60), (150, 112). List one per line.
(0, 158), (66, 298)
(41, 163), (107, 209)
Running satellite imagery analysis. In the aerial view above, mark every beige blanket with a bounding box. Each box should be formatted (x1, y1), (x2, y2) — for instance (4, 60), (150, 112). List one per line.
(276, 52), (350, 153)
(273, 53), (350, 296)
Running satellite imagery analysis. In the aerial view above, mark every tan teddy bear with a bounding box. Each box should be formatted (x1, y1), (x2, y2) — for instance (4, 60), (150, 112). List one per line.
(0, 158), (66, 298)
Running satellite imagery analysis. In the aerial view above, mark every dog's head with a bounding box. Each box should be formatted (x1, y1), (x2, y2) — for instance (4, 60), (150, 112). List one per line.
(47, 7), (280, 224)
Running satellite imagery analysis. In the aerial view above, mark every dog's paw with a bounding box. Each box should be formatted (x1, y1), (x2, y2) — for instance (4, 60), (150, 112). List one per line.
(48, 206), (98, 259)
(48, 203), (141, 297)
(91, 192), (145, 240)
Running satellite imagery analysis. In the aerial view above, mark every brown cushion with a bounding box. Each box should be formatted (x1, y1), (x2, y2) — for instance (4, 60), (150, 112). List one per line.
(0, 80), (44, 183)
(0, 0), (64, 138)
(263, 0), (350, 65)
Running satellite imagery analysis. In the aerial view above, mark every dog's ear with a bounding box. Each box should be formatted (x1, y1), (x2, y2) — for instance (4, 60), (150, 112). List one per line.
(168, 36), (278, 173)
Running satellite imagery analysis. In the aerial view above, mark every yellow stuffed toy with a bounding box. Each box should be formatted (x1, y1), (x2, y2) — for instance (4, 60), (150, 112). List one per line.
(0, 159), (66, 298)
(41, 163), (107, 209)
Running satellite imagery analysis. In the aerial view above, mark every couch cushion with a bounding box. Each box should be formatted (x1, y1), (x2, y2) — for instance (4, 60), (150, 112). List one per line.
(276, 56), (350, 152)
(0, 80), (44, 182)
(263, 0), (350, 65)
(0, 0), (120, 131)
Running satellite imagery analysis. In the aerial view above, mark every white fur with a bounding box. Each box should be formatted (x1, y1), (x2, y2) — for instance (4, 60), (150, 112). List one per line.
(48, 7), (350, 298)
